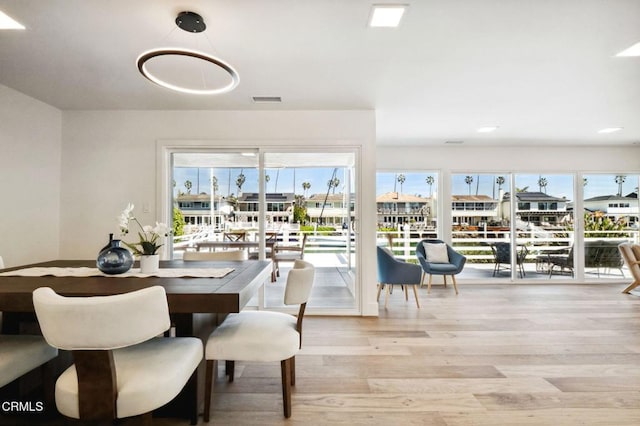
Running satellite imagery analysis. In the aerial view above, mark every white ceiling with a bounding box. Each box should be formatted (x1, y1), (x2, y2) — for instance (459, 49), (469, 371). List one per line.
(1, 0), (639, 146)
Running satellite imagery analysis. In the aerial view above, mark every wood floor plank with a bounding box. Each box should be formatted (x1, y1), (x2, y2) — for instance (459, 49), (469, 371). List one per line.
(475, 391), (640, 410)
(367, 378), (561, 394)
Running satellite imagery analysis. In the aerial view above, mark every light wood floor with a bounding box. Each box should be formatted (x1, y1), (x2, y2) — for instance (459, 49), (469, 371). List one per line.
(11, 283), (640, 425)
(182, 283), (640, 425)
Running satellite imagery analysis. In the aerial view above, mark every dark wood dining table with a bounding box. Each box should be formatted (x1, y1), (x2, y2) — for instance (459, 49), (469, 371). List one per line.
(0, 259), (271, 424)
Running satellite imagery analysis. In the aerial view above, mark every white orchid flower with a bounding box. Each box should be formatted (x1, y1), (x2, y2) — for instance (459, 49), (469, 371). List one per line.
(153, 222), (170, 236)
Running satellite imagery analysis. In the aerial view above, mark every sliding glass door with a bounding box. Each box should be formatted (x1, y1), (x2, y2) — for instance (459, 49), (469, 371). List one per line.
(263, 152), (357, 310)
(169, 149), (359, 312)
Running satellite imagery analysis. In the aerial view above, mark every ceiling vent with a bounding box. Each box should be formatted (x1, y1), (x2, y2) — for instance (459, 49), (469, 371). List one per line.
(445, 140), (464, 144)
(252, 96), (282, 103)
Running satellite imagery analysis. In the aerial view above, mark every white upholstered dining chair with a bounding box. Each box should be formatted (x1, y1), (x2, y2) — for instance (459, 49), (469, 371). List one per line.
(0, 335), (58, 390)
(32, 286), (202, 423)
(203, 259), (315, 421)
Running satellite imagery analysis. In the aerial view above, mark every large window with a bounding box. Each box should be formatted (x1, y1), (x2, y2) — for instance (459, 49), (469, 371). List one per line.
(450, 173), (511, 279)
(376, 172), (439, 259)
(582, 174), (639, 281)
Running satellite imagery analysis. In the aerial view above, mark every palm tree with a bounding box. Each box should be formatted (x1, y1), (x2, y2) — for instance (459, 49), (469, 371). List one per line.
(397, 174), (406, 193)
(332, 177), (340, 194)
(496, 176), (505, 191)
(538, 176), (548, 193)
(464, 176), (474, 195)
(302, 181), (311, 197)
(425, 176), (435, 197)
(210, 176), (219, 224)
(327, 177), (340, 194)
(236, 172), (246, 195)
(583, 177), (588, 187)
(184, 180), (192, 194)
(264, 173), (270, 192)
(615, 175), (626, 196)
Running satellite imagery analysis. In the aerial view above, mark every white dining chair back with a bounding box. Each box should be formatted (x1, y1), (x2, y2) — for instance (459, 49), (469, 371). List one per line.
(32, 286), (203, 422)
(183, 250), (247, 261)
(0, 256), (4, 269)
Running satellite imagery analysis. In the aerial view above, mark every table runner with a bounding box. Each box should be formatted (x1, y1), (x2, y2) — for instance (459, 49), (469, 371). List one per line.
(0, 267), (234, 279)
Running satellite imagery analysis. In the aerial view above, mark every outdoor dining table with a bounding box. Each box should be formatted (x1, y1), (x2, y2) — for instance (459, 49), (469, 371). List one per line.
(0, 258), (272, 424)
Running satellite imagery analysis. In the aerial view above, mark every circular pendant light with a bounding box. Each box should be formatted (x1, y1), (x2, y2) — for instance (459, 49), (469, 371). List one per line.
(137, 11), (239, 95)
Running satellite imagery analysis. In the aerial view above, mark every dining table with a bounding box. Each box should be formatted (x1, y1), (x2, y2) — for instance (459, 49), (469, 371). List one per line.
(0, 258), (272, 424)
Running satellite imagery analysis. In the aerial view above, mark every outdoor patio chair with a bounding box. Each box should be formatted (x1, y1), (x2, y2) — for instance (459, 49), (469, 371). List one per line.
(618, 243), (640, 293)
(416, 239), (466, 294)
(587, 240), (625, 277)
(272, 234), (308, 282)
(376, 246), (422, 308)
(491, 242), (528, 278)
(546, 246), (574, 277)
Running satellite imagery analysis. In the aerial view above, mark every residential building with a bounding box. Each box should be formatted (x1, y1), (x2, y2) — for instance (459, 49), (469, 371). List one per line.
(501, 191), (569, 226)
(376, 192), (433, 228)
(584, 193), (640, 226)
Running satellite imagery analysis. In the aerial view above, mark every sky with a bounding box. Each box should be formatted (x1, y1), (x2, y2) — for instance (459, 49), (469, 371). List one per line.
(174, 167), (347, 197)
(175, 167), (639, 201)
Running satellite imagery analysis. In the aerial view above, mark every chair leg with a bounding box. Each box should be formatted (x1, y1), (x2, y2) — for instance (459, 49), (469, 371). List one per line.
(420, 271), (426, 287)
(204, 359), (217, 423)
(412, 285), (420, 308)
(291, 356), (296, 386)
(384, 284), (391, 309)
(427, 274), (433, 294)
(622, 280), (640, 294)
(451, 275), (459, 295)
(404, 285), (409, 301)
(443, 275), (448, 287)
(226, 360), (235, 382)
(281, 358), (293, 418)
(376, 283), (383, 302)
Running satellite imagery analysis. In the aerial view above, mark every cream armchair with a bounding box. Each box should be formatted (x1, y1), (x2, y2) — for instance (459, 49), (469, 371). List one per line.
(32, 286), (202, 423)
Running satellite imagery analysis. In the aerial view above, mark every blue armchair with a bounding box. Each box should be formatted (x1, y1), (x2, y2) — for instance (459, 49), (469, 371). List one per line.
(416, 239), (466, 294)
(376, 246), (422, 308)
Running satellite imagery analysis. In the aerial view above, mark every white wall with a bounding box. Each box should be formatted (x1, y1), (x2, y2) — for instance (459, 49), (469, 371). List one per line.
(61, 110), (379, 315)
(0, 85), (61, 267)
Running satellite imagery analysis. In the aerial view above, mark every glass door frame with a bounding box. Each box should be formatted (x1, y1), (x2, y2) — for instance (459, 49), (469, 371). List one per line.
(157, 142), (363, 315)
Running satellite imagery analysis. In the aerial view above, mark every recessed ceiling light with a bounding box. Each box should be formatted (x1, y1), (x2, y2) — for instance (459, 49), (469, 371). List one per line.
(368, 4), (407, 28)
(0, 10), (25, 30)
(477, 126), (499, 133)
(616, 42), (640, 57)
(445, 141), (464, 144)
(597, 127), (623, 134)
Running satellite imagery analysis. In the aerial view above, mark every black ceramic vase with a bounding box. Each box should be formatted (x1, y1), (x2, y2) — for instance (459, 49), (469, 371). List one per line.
(97, 234), (134, 275)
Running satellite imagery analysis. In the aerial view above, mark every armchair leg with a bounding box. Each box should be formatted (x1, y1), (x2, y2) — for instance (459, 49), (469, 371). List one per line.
(622, 280), (640, 294)
(404, 285), (409, 301)
(376, 283), (383, 302)
(427, 274), (433, 294)
(384, 284), (391, 309)
(443, 275), (448, 288)
(451, 275), (459, 295)
(412, 284), (420, 308)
